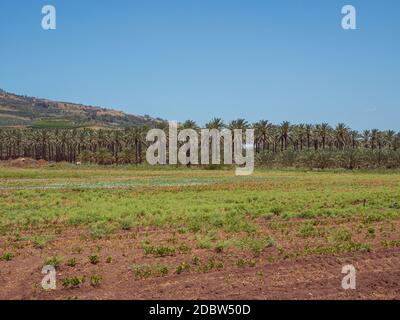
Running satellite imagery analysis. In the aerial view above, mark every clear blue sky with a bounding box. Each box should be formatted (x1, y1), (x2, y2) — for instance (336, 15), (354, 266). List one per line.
(0, 0), (399, 130)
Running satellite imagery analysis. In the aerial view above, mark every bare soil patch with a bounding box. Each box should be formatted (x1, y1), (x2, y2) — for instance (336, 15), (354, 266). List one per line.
(1, 220), (399, 300)
(7, 157), (48, 168)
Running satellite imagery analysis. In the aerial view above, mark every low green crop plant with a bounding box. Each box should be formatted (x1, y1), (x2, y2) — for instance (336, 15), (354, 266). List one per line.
(89, 255), (99, 265)
(142, 244), (176, 257)
(62, 277), (82, 289)
(270, 207), (283, 216)
(1, 252), (14, 261)
(201, 257), (223, 272)
(119, 217), (135, 231)
(44, 256), (63, 269)
(330, 229), (352, 244)
(31, 235), (53, 249)
(67, 258), (77, 267)
(89, 222), (114, 239)
(175, 262), (191, 274)
(131, 264), (169, 279)
(236, 258), (256, 268)
(215, 240), (229, 253)
(90, 275), (102, 287)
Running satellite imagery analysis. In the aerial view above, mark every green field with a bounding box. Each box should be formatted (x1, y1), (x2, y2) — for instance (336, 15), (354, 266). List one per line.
(1, 166), (400, 241)
(1, 166), (400, 299)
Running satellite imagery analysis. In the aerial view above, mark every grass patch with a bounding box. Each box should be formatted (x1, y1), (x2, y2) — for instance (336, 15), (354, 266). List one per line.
(44, 256), (63, 269)
(236, 258), (256, 268)
(131, 264), (169, 279)
(1, 252), (14, 261)
(175, 262), (191, 274)
(89, 255), (99, 265)
(90, 275), (102, 287)
(62, 276), (82, 288)
(67, 258), (77, 267)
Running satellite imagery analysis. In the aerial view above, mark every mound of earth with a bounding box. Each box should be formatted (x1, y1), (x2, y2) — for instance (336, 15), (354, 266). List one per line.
(8, 157), (48, 167)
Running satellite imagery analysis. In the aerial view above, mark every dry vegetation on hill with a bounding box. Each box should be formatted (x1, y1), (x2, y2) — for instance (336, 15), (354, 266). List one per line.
(0, 89), (163, 128)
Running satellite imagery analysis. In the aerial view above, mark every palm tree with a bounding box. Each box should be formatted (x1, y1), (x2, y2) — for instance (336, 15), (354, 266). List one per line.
(334, 123), (349, 150)
(393, 133), (400, 151)
(279, 121), (291, 151)
(377, 131), (384, 150)
(316, 123), (331, 149)
(305, 124), (313, 150)
(295, 124), (306, 151)
(181, 120), (199, 130)
(253, 120), (272, 152)
(38, 129), (50, 160)
(205, 118), (225, 130)
(111, 130), (122, 163)
(228, 118), (249, 130)
(0, 129), (4, 160)
(59, 130), (69, 160)
(78, 129), (89, 156)
(362, 130), (370, 148)
(370, 129), (380, 150)
(349, 130), (360, 149)
(384, 130), (396, 150)
(88, 130), (99, 153)
(271, 126), (281, 153)
(136, 126), (148, 164)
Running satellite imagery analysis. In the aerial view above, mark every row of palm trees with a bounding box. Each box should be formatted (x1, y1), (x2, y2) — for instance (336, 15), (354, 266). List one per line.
(0, 126), (148, 163)
(0, 119), (399, 164)
(181, 119), (400, 153)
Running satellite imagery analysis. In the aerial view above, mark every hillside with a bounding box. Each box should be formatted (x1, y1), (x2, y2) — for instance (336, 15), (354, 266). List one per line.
(0, 88), (164, 128)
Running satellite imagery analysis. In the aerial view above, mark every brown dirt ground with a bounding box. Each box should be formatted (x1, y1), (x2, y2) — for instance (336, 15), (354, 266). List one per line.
(6, 157), (48, 168)
(0, 219), (400, 300)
